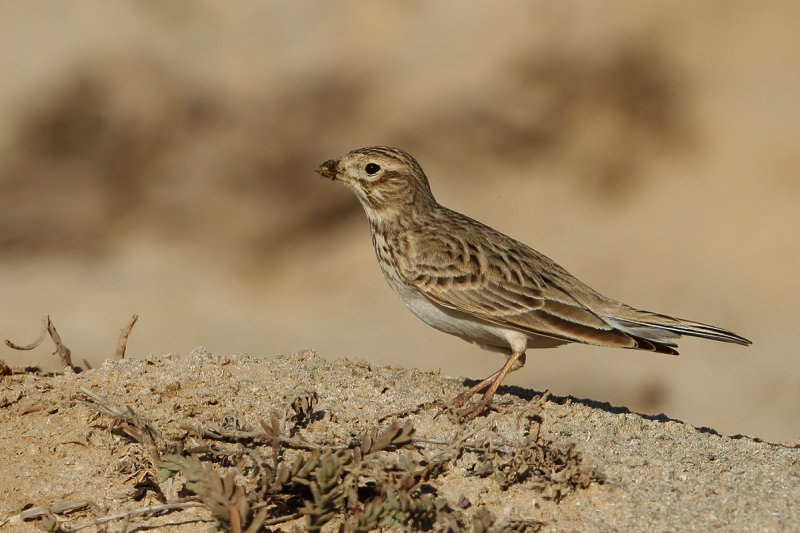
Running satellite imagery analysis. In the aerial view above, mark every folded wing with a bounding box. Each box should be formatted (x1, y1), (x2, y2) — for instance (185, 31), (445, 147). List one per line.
(397, 228), (657, 352)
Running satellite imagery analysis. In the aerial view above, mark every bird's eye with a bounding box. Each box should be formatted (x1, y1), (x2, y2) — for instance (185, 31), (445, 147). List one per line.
(365, 163), (381, 175)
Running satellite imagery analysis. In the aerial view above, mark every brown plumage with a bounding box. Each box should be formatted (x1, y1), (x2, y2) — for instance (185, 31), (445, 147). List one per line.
(318, 146), (751, 418)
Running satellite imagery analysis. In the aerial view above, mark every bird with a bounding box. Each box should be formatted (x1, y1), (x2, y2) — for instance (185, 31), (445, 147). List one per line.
(317, 146), (751, 418)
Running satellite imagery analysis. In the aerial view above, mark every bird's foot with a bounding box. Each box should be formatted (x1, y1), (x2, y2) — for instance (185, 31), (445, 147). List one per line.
(457, 400), (501, 421)
(449, 371), (502, 410)
(456, 390), (506, 421)
(449, 389), (477, 410)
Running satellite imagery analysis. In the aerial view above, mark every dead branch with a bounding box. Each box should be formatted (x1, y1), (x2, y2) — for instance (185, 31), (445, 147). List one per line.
(5, 315), (48, 350)
(5, 315), (74, 370)
(263, 511), (302, 526)
(179, 422), (331, 451)
(115, 314), (138, 360)
(79, 387), (169, 460)
(46, 318), (72, 368)
(56, 502), (205, 532)
(19, 499), (94, 520)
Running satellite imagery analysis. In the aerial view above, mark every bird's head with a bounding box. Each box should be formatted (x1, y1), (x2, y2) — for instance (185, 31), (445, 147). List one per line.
(317, 146), (436, 219)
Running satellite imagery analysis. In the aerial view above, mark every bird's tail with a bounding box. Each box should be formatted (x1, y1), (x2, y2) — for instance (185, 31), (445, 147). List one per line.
(602, 306), (752, 355)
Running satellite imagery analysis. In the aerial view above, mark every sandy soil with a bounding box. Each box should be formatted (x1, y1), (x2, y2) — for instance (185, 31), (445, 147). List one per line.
(1, 349), (798, 532)
(0, 2), (798, 443)
(0, 4), (799, 530)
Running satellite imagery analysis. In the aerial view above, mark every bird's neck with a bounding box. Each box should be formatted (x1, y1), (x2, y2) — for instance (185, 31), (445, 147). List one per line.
(363, 199), (440, 236)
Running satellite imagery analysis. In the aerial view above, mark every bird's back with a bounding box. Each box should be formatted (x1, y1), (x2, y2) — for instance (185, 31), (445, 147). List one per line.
(383, 204), (750, 354)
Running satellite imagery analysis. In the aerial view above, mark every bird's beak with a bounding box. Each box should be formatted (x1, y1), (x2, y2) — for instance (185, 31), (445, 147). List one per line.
(316, 159), (340, 181)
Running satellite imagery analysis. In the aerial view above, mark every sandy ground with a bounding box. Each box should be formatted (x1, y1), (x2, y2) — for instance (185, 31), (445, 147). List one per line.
(0, 5), (799, 527)
(1, 349), (798, 532)
(0, 2), (798, 443)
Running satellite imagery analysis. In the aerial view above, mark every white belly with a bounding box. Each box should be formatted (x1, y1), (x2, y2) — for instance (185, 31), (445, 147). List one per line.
(385, 274), (529, 353)
(370, 229), (566, 354)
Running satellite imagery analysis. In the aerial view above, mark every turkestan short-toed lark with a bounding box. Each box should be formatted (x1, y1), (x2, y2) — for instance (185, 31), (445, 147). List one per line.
(318, 146), (750, 418)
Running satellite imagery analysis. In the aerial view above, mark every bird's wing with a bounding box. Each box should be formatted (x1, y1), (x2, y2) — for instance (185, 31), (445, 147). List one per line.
(396, 227), (643, 350)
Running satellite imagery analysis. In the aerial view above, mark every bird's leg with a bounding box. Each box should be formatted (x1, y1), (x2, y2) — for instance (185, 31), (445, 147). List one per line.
(384, 351), (527, 420)
(449, 368), (504, 409)
(509, 352), (526, 372)
(459, 351), (525, 419)
(453, 351), (527, 418)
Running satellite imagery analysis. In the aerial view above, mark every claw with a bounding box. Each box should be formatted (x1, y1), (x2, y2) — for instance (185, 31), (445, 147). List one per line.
(448, 350), (525, 420)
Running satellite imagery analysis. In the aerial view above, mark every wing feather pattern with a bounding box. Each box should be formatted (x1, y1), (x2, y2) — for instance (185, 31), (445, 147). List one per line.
(396, 216), (643, 350)
(392, 208), (748, 354)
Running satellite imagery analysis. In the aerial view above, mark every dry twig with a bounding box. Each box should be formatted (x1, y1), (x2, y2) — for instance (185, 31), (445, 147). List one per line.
(115, 314), (138, 360)
(58, 502), (204, 532)
(20, 499), (94, 520)
(79, 387), (168, 461)
(180, 422), (331, 451)
(5, 315), (73, 369)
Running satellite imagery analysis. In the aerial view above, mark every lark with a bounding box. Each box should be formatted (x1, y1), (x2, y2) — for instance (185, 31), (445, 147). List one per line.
(317, 146), (751, 418)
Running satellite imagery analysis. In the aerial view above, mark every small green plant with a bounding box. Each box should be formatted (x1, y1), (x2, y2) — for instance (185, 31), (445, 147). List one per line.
(77, 389), (590, 531)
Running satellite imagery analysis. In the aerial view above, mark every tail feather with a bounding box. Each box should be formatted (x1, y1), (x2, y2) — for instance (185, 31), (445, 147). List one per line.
(626, 334), (679, 355)
(603, 309), (751, 355)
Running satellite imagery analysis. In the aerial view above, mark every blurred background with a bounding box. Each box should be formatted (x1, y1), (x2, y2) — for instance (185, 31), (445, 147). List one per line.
(0, 1), (797, 441)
